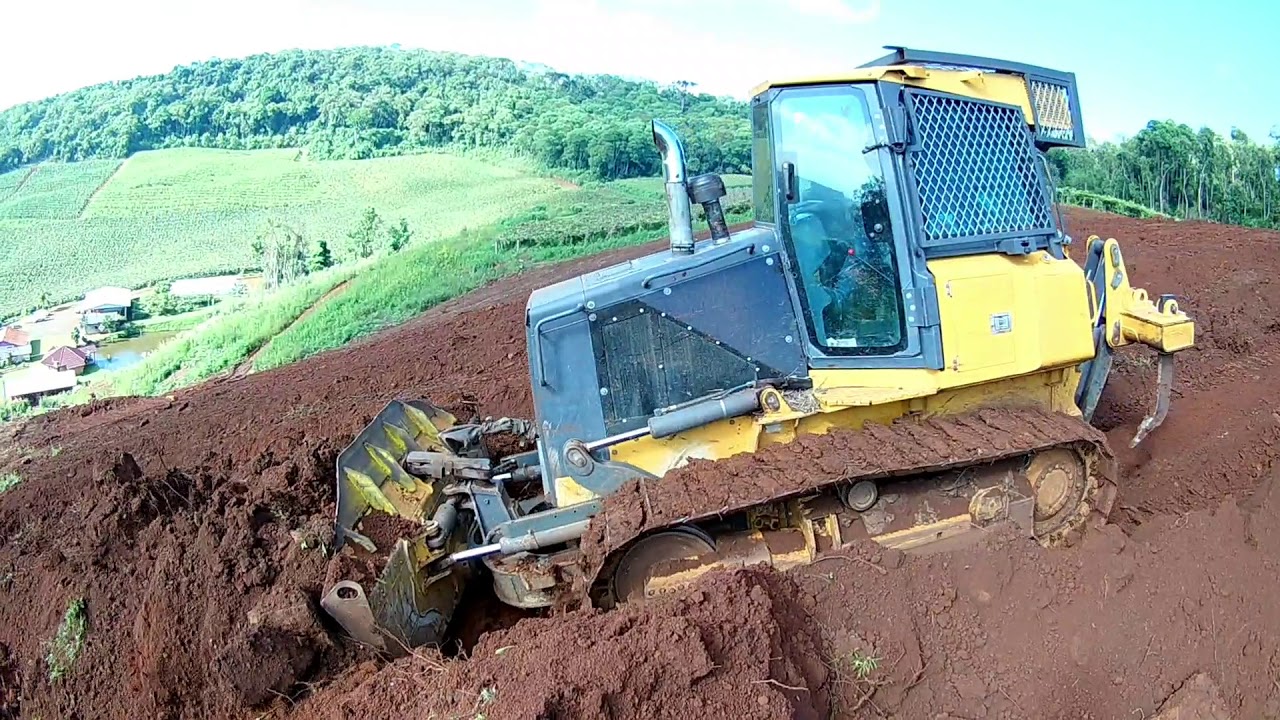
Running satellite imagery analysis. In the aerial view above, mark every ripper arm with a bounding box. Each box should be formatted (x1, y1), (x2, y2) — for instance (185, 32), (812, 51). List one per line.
(1076, 235), (1195, 447)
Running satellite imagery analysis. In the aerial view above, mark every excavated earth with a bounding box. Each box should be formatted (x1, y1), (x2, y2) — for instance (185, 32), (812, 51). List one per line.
(1, 208), (1279, 719)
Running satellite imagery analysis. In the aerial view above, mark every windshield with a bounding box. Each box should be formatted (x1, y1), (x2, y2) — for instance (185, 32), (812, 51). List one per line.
(773, 85), (905, 354)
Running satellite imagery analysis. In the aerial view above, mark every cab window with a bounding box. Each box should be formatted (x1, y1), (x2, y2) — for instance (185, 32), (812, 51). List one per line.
(773, 85), (905, 354)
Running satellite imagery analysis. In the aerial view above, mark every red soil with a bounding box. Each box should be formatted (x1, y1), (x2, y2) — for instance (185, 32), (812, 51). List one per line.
(0, 208), (1276, 719)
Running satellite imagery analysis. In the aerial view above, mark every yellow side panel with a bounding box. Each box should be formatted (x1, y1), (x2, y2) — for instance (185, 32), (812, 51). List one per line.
(940, 272), (1017, 375)
(609, 414), (762, 480)
(929, 250), (1095, 384)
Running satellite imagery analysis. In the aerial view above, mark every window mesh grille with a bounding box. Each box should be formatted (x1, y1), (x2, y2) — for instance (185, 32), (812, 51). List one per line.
(908, 92), (1054, 242)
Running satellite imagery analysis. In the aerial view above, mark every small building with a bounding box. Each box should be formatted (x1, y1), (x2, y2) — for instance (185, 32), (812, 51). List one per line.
(41, 345), (96, 375)
(2, 367), (77, 403)
(80, 311), (125, 335)
(0, 326), (32, 365)
(80, 286), (133, 319)
(170, 275), (246, 299)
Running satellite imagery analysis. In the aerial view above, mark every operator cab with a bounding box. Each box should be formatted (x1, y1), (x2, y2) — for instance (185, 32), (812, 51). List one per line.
(749, 46), (1087, 370)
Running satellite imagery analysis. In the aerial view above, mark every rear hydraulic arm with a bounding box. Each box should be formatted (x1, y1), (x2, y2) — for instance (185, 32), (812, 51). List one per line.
(1078, 235), (1195, 447)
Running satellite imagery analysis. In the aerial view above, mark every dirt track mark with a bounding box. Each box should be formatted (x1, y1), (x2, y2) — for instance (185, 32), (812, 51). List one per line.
(0, 166), (37, 203)
(229, 278), (353, 379)
(76, 158), (127, 218)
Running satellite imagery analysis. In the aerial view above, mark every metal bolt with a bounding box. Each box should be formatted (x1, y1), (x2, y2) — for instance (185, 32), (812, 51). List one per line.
(599, 387), (609, 396)
(588, 313), (597, 321)
(766, 258), (774, 266)
(663, 288), (672, 296)
(762, 245), (771, 252)
(611, 316), (617, 322)
(587, 300), (596, 309)
(785, 335), (793, 343)
(638, 308), (645, 313)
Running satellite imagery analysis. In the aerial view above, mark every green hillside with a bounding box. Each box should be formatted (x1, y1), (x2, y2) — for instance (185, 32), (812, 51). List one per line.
(0, 148), (563, 317)
(0, 46), (750, 182)
(0, 160), (121, 219)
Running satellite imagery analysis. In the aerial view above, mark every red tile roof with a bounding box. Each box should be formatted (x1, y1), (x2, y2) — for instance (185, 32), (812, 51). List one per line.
(41, 346), (90, 371)
(0, 327), (29, 346)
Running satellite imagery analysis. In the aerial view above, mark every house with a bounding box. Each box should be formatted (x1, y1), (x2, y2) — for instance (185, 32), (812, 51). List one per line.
(81, 286), (133, 316)
(0, 326), (32, 365)
(41, 345), (96, 375)
(81, 312), (124, 335)
(2, 366), (77, 403)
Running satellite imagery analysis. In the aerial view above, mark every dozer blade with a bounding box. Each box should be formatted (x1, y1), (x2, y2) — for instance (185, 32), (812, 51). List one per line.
(323, 399), (472, 655)
(1130, 351), (1174, 448)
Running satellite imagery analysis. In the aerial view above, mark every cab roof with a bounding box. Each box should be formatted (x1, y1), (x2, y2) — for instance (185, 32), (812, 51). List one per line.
(750, 46), (1076, 98)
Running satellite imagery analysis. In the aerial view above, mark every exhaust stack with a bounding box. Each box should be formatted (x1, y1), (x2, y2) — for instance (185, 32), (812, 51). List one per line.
(651, 119), (694, 255)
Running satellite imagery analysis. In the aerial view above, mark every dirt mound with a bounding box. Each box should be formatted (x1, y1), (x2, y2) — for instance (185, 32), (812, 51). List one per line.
(0, 208), (1277, 719)
(0, 240), (669, 718)
(1063, 210), (1280, 523)
(291, 567), (829, 720)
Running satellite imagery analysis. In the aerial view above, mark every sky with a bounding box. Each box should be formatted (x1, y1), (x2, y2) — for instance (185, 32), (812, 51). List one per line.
(1, 0), (1276, 143)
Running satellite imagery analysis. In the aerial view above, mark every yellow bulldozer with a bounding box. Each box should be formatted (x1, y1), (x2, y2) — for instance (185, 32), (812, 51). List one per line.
(319, 46), (1195, 653)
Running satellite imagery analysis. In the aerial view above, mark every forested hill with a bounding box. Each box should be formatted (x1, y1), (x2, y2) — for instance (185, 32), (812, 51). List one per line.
(0, 46), (750, 181)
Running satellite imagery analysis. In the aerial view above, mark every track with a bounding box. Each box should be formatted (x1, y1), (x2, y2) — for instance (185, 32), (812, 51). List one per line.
(1, 208), (1278, 719)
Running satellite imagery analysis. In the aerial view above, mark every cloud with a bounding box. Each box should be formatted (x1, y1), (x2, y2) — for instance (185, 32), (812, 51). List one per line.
(785, 0), (881, 23)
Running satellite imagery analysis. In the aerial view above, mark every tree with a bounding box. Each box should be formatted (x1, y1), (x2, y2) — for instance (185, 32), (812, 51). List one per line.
(149, 282), (176, 316)
(257, 219), (310, 289)
(312, 239), (335, 270)
(37, 291), (50, 309)
(347, 207), (383, 259)
(387, 218), (413, 252)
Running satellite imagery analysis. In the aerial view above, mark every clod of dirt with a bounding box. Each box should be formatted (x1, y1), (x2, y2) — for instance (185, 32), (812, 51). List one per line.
(1153, 673), (1232, 720)
(290, 567), (830, 720)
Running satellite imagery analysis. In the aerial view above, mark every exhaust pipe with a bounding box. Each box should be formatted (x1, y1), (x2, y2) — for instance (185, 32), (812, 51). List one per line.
(651, 119), (695, 255)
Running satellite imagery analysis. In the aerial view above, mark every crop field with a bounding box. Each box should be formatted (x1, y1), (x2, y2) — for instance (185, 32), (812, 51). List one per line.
(0, 149), (564, 318)
(0, 160), (121, 220)
(0, 167), (33, 200)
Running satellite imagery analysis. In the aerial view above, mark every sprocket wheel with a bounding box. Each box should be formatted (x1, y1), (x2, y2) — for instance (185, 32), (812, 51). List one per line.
(610, 528), (716, 603)
(1026, 446), (1098, 547)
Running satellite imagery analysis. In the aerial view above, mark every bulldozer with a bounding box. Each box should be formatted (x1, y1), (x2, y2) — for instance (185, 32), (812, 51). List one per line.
(319, 47), (1195, 654)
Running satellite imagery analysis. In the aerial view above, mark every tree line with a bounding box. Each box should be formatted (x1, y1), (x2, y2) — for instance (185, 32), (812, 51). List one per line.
(0, 46), (751, 181)
(2, 46), (1275, 227)
(1049, 121), (1280, 229)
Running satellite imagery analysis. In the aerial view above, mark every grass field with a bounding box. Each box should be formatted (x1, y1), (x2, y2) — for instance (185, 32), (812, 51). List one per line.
(0, 160), (122, 220)
(91, 265), (360, 398)
(251, 201), (755, 371)
(0, 148), (565, 318)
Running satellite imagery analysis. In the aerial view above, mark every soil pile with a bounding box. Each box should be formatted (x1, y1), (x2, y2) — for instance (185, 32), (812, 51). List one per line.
(291, 567), (829, 720)
(0, 208), (1277, 719)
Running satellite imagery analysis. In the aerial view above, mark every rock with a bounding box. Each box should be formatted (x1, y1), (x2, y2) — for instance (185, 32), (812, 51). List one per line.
(1153, 672), (1232, 720)
(952, 672), (987, 702)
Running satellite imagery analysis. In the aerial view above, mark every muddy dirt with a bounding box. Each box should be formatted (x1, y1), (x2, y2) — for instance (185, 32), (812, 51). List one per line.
(0, 208), (1278, 719)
